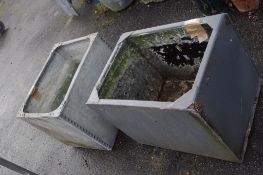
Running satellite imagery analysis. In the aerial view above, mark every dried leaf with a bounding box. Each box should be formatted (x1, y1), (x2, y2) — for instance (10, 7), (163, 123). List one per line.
(186, 23), (208, 43)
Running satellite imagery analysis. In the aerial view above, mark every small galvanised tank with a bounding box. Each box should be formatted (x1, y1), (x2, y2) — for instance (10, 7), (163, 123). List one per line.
(87, 14), (261, 161)
(17, 33), (118, 150)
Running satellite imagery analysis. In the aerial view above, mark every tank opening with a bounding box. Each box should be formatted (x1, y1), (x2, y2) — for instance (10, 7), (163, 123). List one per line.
(99, 24), (212, 102)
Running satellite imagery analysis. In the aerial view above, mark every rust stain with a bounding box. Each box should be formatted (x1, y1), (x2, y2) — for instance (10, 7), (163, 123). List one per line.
(188, 102), (203, 114)
(31, 87), (41, 101)
(158, 80), (194, 102)
(188, 101), (209, 121)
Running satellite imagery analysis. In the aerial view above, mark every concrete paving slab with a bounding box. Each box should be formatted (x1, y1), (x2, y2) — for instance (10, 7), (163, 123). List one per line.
(0, 0), (263, 174)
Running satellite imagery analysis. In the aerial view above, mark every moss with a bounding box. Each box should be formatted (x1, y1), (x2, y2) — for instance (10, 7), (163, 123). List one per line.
(99, 42), (141, 98)
(51, 62), (79, 110)
(98, 27), (191, 99)
(190, 111), (237, 160)
(188, 110), (226, 147)
(95, 3), (109, 14)
(95, 4), (119, 28)
(129, 27), (187, 48)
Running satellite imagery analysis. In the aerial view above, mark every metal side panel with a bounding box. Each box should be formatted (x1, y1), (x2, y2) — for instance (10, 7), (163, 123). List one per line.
(195, 15), (261, 159)
(88, 103), (239, 162)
